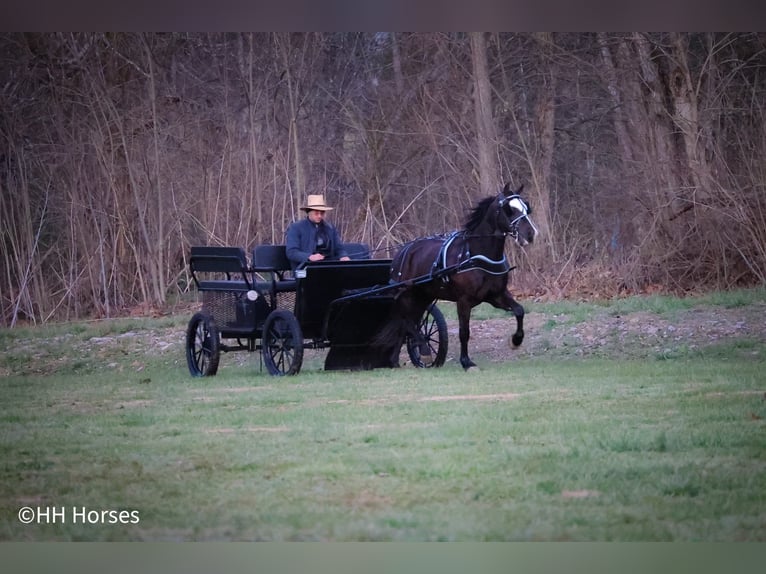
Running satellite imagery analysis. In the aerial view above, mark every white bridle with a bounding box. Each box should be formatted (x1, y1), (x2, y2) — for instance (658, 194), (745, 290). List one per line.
(498, 194), (539, 239)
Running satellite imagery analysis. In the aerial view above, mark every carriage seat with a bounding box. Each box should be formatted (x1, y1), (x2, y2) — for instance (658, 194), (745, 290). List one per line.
(190, 246), (252, 292)
(252, 245), (296, 292)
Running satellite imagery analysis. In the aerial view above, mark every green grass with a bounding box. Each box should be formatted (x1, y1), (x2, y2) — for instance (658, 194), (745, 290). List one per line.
(1, 349), (764, 540)
(439, 285), (766, 325)
(0, 315), (187, 377)
(1, 288), (765, 540)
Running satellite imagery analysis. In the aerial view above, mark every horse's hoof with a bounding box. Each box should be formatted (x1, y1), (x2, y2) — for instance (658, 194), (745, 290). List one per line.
(460, 358), (477, 370)
(510, 332), (524, 348)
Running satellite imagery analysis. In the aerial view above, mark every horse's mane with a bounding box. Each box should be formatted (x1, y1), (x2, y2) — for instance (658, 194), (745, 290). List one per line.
(463, 196), (495, 232)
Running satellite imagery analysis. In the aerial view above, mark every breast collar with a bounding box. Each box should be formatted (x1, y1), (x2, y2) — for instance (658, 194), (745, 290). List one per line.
(433, 231), (512, 278)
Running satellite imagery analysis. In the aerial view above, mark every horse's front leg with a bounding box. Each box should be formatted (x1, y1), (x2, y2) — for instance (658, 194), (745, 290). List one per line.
(489, 291), (525, 347)
(509, 297), (525, 347)
(457, 299), (476, 370)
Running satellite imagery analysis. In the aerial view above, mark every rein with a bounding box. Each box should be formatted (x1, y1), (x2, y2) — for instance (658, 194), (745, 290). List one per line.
(430, 229), (512, 281)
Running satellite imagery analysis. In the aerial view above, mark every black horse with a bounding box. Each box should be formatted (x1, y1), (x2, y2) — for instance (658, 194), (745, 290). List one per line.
(380, 183), (538, 370)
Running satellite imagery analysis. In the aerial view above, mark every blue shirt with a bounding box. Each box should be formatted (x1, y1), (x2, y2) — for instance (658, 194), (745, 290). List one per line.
(285, 217), (348, 269)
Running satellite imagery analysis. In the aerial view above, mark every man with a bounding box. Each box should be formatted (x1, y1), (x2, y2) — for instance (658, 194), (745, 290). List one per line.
(285, 194), (350, 270)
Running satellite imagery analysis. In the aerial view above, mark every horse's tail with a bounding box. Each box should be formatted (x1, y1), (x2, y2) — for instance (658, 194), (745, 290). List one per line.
(372, 284), (437, 368)
(370, 304), (408, 368)
(374, 239), (439, 368)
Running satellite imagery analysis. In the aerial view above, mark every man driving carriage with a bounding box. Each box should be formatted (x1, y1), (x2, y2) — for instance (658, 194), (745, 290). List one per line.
(285, 194), (350, 270)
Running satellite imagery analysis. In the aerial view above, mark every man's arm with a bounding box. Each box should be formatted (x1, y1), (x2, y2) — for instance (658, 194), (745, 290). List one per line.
(285, 222), (312, 266)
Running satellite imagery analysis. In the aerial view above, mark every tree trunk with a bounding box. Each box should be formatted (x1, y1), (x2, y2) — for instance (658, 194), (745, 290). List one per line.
(667, 32), (715, 207)
(469, 32), (499, 196)
(597, 33), (635, 165)
(142, 34), (165, 307)
(277, 33), (306, 213)
(528, 32), (557, 261)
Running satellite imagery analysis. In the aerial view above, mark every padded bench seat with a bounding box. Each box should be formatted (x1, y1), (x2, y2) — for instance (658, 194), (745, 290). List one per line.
(248, 277), (297, 293)
(196, 279), (297, 295)
(272, 279), (297, 293)
(196, 280), (251, 292)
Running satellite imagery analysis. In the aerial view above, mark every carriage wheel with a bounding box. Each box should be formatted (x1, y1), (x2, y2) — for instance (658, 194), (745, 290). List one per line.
(186, 312), (220, 377)
(407, 303), (448, 368)
(262, 309), (304, 376)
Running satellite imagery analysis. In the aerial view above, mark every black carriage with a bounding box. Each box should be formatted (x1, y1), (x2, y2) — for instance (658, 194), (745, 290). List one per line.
(185, 244), (448, 376)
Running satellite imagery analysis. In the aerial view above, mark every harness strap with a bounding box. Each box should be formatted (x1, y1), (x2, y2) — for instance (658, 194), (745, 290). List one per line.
(456, 254), (513, 275)
(433, 231), (512, 280)
(436, 231), (461, 273)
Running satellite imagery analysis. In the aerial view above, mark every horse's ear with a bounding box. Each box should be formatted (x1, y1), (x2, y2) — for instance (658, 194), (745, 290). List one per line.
(502, 182), (524, 196)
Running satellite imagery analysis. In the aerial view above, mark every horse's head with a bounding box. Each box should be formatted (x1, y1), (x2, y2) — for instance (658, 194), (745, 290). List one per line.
(497, 183), (538, 246)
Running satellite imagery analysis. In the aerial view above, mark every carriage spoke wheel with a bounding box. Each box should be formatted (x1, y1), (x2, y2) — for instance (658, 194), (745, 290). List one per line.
(407, 303), (448, 368)
(262, 309), (304, 376)
(186, 312), (220, 376)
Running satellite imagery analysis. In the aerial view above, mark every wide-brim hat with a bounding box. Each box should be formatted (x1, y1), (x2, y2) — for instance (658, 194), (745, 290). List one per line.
(301, 194), (334, 212)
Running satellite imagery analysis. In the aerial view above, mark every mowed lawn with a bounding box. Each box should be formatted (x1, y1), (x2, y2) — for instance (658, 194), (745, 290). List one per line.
(1, 335), (764, 541)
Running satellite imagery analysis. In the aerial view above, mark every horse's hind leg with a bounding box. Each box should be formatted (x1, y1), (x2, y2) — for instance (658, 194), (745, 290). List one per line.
(457, 299), (477, 370)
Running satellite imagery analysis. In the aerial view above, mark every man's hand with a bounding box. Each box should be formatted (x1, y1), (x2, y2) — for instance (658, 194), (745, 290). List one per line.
(340, 256), (350, 261)
(308, 253), (325, 262)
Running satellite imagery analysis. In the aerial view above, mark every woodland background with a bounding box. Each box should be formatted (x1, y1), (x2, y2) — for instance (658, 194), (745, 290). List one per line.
(1, 32), (765, 326)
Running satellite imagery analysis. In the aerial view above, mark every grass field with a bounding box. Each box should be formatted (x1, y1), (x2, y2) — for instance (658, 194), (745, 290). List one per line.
(1, 291), (765, 541)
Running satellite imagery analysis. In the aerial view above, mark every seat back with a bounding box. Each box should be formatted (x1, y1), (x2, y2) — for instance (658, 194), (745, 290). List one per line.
(343, 243), (371, 260)
(189, 246), (251, 291)
(252, 245), (297, 308)
(253, 245), (291, 272)
(190, 246), (248, 273)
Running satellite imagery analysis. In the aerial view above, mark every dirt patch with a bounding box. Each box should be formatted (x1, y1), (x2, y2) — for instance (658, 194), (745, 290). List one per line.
(205, 426), (289, 433)
(417, 393), (521, 402)
(561, 490), (600, 499)
(463, 302), (766, 364)
(51, 398), (154, 415)
(362, 422), (435, 430)
(344, 489), (392, 510)
(2, 300), (765, 376)
(198, 386), (276, 394)
(325, 392), (522, 407)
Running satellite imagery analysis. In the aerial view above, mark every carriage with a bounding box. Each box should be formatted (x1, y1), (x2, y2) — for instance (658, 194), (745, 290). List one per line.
(185, 244), (448, 376)
(186, 182), (537, 376)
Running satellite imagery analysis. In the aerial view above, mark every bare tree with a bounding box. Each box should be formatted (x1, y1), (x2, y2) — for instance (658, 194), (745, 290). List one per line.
(1, 32), (765, 326)
(470, 32), (499, 196)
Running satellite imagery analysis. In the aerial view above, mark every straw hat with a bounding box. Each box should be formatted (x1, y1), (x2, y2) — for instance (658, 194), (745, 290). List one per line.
(301, 194), (334, 212)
